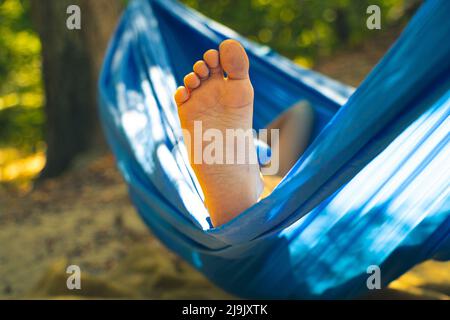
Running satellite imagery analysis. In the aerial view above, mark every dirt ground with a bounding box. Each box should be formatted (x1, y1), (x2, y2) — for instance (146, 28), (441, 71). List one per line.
(0, 154), (231, 299)
(0, 25), (448, 300)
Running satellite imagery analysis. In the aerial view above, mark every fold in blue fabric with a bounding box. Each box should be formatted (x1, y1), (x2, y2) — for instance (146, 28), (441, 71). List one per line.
(99, 0), (449, 298)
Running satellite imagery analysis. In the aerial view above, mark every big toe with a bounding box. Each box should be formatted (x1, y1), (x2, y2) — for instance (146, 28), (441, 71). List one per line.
(219, 39), (249, 80)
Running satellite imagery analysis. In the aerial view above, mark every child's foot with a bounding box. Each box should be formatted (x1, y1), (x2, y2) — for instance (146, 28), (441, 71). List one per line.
(174, 39), (261, 227)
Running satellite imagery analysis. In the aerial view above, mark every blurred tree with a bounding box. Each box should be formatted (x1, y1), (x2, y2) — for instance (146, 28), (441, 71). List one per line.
(30, 0), (122, 178)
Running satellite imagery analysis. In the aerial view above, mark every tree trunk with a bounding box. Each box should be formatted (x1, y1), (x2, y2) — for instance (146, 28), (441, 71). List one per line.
(30, 0), (122, 179)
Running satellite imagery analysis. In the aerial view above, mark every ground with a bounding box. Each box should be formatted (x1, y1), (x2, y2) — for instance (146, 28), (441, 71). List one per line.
(0, 26), (448, 299)
(0, 154), (231, 299)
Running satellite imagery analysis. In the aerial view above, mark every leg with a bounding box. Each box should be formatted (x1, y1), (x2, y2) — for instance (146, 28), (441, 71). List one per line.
(174, 40), (315, 226)
(174, 40), (260, 227)
(265, 101), (314, 177)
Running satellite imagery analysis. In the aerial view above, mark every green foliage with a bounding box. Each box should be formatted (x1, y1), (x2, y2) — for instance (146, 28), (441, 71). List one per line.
(182, 0), (411, 66)
(0, 0), (44, 153)
(0, 106), (44, 152)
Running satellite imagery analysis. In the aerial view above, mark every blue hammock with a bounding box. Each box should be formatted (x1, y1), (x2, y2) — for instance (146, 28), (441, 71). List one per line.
(99, 0), (450, 299)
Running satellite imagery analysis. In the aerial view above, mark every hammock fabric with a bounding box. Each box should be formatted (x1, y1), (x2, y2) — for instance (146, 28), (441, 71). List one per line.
(99, 0), (450, 299)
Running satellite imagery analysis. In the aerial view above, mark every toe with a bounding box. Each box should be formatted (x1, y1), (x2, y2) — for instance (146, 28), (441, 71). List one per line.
(193, 60), (209, 79)
(184, 72), (201, 90)
(203, 49), (222, 74)
(219, 39), (249, 80)
(174, 86), (189, 106)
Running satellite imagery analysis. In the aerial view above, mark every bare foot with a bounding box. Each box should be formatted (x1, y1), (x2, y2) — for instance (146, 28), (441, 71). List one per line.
(174, 39), (261, 227)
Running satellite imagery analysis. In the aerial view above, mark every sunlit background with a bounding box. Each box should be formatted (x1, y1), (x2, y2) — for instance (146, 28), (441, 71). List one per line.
(0, 0), (43, 187)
